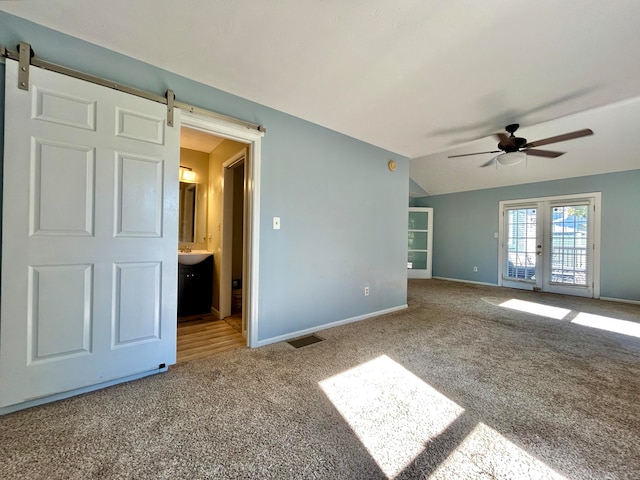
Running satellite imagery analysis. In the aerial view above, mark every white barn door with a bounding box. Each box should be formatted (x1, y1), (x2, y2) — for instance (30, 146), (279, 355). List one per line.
(1, 60), (179, 409)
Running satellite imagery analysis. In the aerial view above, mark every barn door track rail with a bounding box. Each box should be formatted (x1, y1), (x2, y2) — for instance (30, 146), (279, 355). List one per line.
(1, 42), (266, 133)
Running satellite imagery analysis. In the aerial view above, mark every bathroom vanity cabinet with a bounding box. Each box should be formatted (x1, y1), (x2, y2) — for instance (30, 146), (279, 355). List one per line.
(178, 255), (213, 317)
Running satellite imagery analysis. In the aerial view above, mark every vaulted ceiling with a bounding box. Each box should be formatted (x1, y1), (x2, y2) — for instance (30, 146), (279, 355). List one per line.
(3, 1), (640, 194)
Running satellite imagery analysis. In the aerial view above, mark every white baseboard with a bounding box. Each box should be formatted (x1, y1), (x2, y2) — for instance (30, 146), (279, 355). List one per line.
(600, 296), (640, 305)
(254, 304), (409, 348)
(432, 276), (499, 287)
(0, 366), (168, 415)
(211, 307), (221, 319)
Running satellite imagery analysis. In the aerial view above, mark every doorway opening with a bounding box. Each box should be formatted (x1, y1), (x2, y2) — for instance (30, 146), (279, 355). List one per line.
(175, 110), (263, 361)
(219, 152), (247, 337)
(498, 192), (601, 298)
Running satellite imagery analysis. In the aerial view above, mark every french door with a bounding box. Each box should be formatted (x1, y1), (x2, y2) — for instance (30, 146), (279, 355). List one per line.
(1, 60), (179, 409)
(499, 193), (600, 298)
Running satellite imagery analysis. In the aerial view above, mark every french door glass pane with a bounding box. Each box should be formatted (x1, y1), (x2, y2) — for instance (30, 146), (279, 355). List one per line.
(408, 211), (428, 230)
(505, 208), (537, 280)
(408, 231), (428, 250)
(550, 205), (588, 285)
(408, 251), (428, 270)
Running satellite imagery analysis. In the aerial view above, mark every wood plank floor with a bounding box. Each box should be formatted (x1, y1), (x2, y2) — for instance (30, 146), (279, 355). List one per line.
(177, 316), (245, 363)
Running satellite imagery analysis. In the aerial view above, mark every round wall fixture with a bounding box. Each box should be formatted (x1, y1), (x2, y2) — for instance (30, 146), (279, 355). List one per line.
(388, 160), (397, 171)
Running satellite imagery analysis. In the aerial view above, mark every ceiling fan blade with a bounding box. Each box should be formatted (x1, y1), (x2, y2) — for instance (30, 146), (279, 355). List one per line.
(524, 128), (593, 148)
(494, 133), (509, 144)
(448, 150), (501, 158)
(524, 149), (565, 158)
(479, 157), (498, 167)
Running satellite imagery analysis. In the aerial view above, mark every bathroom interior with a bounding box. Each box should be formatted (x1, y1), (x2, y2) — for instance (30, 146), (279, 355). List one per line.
(177, 127), (248, 362)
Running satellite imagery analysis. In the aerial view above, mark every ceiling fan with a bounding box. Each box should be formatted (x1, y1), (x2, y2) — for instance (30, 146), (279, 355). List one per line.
(448, 123), (594, 167)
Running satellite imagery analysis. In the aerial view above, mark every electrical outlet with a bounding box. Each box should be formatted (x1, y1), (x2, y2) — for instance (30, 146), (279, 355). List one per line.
(364, 286), (370, 296)
(473, 266), (478, 272)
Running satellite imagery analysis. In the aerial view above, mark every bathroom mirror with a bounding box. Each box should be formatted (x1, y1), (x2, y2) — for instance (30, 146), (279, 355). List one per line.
(179, 182), (207, 243)
(179, 182), (196, 242)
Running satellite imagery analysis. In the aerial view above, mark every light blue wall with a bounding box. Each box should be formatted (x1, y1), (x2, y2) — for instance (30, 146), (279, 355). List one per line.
(0, 12), (409, 343)
(413, 170), (640, 301)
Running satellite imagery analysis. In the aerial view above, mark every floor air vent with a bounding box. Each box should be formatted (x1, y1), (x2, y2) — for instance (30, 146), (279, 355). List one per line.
(288, 334), (323, 348)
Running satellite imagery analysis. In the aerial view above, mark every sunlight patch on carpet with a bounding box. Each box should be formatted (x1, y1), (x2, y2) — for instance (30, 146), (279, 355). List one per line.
(499, 299), (571, 320)
(319, 355), (464, 479)
(429, 422), (567, 479)
(572, 312), (640, 338)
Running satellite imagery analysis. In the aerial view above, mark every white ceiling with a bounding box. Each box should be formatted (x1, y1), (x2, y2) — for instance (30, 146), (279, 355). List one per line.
(3, 0), (640, 194)
(180, 127), (224, 154)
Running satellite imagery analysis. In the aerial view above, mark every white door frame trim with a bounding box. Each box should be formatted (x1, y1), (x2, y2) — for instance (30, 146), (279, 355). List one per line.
(497, 192), (601, 298)
(179, 110), (263, 348)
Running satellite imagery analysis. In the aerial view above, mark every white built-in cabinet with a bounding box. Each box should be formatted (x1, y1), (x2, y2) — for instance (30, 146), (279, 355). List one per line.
(407, 207), (433, 279)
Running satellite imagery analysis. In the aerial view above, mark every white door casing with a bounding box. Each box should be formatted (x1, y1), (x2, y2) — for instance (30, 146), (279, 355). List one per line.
(0, 60), (180, 409)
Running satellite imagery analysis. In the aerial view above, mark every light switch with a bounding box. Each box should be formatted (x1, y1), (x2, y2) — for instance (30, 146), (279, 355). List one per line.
(273, 217), (281, 230)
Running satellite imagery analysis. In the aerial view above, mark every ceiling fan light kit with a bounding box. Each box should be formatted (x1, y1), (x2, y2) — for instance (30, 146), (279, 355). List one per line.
(497, 151), (526, 166)
(448, 123), (594, 168)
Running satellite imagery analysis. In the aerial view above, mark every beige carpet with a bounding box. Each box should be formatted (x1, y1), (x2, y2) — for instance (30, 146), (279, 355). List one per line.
(1, 279), (639, 479)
